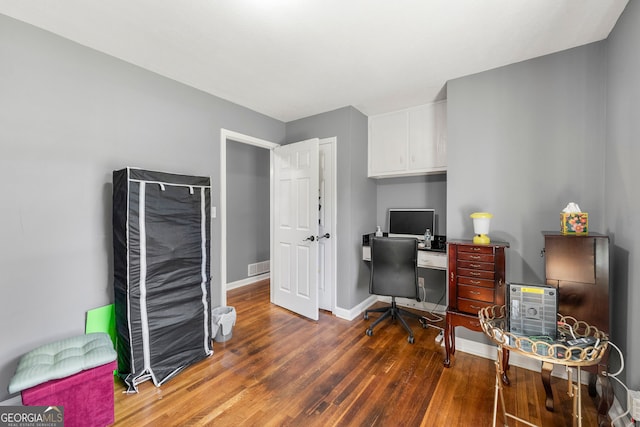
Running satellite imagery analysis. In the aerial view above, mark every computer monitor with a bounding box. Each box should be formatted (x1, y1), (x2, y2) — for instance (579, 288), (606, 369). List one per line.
(388, 209), (435, 240)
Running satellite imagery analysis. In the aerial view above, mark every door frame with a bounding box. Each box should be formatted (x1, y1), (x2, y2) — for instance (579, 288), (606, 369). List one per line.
(319, 137), (338, 313)
(220, 129), (278, 307)
(219, 129), (337, 314)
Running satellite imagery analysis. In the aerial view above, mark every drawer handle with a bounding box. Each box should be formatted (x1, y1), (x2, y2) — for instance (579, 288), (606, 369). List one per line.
(470, 305), (482, 310)
(469, 272), (481, 276)
(469, 291), (481, 295)
(472, 247), (481, 251)
(470, 280), (481, 285)
(471, 321), (480, 327)
(470, 264), (481, 268)
(469, 255), (481, 260)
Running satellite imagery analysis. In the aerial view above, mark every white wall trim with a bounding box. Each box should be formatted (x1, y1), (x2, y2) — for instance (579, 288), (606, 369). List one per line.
(219, 129), (279, 307)
(334, 295), (378, 320)
(0, 395), (21, 406)
(226, 273), (270, 291)
(377, 296), (447, 316)
(319, 137), (338, 314)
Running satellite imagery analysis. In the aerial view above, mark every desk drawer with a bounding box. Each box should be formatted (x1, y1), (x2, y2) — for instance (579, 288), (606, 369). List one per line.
(457, 268), (494, 280)
(458, 276), (494, 288)
(458, 245), (494, 255)
(362, 246), (371, 261)
(457, 284), (494, 302)
(457, 298), (493, 315)
(448, 311), (483, 331)
(418, 250), (447, 269)
(458, 260), (494, 271)
(458, 252), (494, 263)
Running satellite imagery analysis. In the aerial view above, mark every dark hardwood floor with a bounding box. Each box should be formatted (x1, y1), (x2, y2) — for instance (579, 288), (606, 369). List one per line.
(114, 280), (600, 426)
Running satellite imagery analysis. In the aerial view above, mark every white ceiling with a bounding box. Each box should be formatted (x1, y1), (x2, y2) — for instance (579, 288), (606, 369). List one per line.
(0, 0), (629, 122)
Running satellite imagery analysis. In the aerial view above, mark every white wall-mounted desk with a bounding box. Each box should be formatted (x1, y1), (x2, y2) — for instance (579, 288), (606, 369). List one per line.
(362, 245), (447, 270)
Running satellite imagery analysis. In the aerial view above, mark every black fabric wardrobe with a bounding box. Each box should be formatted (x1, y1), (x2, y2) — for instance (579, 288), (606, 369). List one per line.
(112, 168), (212, 392)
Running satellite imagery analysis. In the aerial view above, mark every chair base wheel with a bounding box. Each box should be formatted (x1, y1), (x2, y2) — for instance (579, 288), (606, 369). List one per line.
(363, 298), (420, 343)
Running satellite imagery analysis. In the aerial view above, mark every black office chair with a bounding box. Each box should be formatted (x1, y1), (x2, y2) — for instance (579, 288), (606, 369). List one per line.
(364, 237), (424, 344)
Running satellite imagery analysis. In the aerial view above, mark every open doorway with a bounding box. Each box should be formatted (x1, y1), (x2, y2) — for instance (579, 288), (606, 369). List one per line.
(219, 130), (337, 317)
(226, 140), (270, 289)
(219, 130), (277, 307)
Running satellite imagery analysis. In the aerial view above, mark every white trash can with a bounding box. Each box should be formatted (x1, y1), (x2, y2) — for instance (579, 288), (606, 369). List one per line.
(211, 306), (236, 342)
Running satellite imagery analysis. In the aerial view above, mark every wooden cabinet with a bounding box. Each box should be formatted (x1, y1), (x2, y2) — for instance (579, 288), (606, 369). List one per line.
(542, 231), (612, 423)
(368, 101), (447, 178)
(444, 240), (509, 368)
(543, 231), (609, 333)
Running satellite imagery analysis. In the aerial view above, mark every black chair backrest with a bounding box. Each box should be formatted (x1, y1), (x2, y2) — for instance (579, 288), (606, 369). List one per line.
(370, 237), (418, 299)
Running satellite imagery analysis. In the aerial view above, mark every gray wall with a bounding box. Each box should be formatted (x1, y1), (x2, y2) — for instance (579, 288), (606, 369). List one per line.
(226, 141), (270, 283)
(376, 174), (447, 304)
(376, 175), (447, 235)
(286, 107), (377, 310)
(605, 0), (640, 390)
(447, 42), (606, 341)
(0, 15), (285, 401)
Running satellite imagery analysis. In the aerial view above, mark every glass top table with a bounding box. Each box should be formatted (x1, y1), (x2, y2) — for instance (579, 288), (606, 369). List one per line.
(478, 305), (609, 427)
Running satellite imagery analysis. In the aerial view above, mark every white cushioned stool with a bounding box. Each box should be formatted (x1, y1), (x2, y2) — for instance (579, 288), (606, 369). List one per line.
(9, 333), (117, 427)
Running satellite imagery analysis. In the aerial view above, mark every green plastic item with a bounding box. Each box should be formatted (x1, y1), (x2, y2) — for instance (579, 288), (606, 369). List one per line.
(85, 304), (117, 375)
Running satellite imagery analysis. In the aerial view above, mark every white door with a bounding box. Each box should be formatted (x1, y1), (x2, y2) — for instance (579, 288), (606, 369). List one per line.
(272, 138), (320, 320)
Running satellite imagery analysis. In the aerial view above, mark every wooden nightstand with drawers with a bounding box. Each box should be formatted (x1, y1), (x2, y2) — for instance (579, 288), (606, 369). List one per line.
(444, 240), (509, 373)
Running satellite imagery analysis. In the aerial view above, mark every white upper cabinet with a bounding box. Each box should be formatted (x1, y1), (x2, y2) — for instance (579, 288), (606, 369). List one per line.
(368, 109), (408, 175)
(368, 100), (447, 178)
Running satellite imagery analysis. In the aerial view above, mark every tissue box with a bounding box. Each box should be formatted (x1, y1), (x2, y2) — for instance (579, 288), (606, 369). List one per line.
(561, 212), (588, 234)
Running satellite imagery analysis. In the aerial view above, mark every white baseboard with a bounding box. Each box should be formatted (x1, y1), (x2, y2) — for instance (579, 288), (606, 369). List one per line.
(334, 295), (378, 321)
(454, 336), (543, 373)
(226, 273), (270, 291)
(0, 395), (22, 406)
(377, 296), (446, 316)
